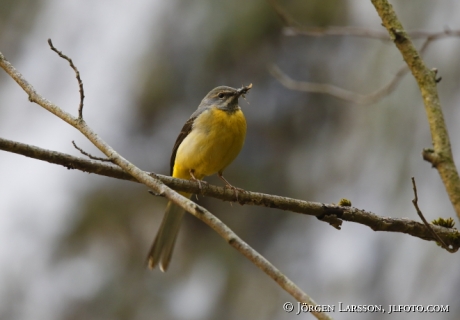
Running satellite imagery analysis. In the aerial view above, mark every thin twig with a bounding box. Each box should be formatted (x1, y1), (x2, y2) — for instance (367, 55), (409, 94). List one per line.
(411, 177), (456, 252)
(283, 26), (460, 41)
(1, 136), (459, 252)
(283, 26), (390, 40)
(47, 39), (85, 119)
(0, 49), (331, 320)
(72, 140), (113, 162)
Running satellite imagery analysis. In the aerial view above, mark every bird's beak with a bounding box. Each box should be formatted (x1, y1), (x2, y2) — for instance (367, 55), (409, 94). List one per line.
(236, 83), (252, 98)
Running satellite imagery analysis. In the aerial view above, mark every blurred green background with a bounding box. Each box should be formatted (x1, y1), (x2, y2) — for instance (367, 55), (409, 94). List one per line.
(1, 0), (460, 319)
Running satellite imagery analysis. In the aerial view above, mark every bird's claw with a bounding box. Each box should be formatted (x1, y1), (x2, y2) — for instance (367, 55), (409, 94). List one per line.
(224, 183), (245, 202)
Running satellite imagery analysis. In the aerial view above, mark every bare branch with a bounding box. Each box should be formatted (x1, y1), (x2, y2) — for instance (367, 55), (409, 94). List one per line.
(0, 50), (331, 319)
(48, 39), (85, 119)
(1, 136), (459, 252)
(72, 140), (112, 162)
(411, 177), (456, 252)
(283, 26), (390, 40)
(270, 64), (408, 105)
(283, 26), (460, 41)
(371, 0), (460, 221)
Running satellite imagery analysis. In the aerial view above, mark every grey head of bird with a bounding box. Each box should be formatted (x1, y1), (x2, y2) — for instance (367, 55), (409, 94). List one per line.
(199, 84), (252, 112)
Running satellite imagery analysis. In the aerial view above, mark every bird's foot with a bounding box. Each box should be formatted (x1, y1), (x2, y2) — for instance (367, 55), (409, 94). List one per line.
(218, 173), (244, 202)
(189, 169), (207, 195)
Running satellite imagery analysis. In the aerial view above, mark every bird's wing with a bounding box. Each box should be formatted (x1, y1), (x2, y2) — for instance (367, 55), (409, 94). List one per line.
(169, 116), (195, 175)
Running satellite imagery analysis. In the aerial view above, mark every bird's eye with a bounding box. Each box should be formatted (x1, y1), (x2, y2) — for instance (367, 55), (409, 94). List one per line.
(218, 93), (225, 99)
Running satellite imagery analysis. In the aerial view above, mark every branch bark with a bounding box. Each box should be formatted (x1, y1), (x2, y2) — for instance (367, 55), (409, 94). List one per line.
(1, 136), (459, 252)
(371, 0), (460, 220)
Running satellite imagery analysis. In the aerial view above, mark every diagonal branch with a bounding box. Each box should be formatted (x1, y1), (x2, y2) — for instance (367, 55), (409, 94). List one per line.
(0, 49), (331, 319)
(371, 0), (460, 221)
(1, 136), (459, 252)
(411, 177), (454, 252)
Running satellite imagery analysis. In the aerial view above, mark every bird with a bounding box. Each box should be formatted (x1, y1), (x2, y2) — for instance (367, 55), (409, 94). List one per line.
(147, 84), (252, 271)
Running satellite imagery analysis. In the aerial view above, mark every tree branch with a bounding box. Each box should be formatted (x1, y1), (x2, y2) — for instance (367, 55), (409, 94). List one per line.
(283, 25), (460, 41)
(1, 136), (459, 252)
(72, 140), (112, 162)
(270, 63), (409, 105)
(48, 39), (85, 119)
(371, 0), (460, 221)
(0, 47), (331, 319)
(411, 177), (454, 252)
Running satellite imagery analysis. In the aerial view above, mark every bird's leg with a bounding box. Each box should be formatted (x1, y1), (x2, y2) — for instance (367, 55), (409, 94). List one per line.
(189, 169), (203, 200)
(189, 169), (201, 189)
(189, 169), (207, 194)
(218, 171), (244, 201)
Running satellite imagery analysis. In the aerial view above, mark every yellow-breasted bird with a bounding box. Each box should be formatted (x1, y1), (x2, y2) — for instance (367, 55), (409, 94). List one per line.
(147, 84), (252, 271)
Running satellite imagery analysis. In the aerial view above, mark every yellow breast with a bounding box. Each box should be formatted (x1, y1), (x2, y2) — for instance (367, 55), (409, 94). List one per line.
(173, 106), (246, 180)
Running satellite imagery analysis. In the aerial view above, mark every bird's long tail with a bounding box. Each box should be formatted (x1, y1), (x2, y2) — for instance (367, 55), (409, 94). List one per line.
(147, 193), (191, 272)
